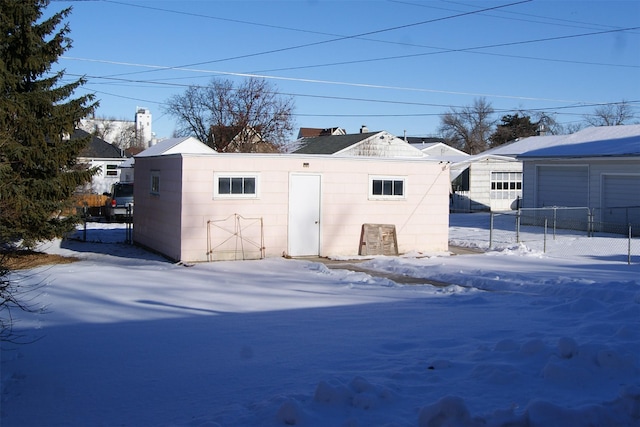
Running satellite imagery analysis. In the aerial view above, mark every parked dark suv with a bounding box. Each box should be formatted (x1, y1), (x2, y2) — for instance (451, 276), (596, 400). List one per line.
(104, 182), (134, 221)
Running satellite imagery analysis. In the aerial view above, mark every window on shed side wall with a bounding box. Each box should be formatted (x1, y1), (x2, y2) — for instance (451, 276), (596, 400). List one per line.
(214, 173), (259, 199)
(369, 176), (406, 200)
(150, 170), (160, 195)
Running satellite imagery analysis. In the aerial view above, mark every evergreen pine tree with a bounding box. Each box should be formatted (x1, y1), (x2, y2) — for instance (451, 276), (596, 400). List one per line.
(489, 114), (538, 149)
(0, 0), (98, 247)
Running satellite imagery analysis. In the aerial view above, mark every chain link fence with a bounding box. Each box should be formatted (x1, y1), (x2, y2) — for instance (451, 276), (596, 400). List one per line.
(482, 208), (639, 264)
(70, 206), (134, 244)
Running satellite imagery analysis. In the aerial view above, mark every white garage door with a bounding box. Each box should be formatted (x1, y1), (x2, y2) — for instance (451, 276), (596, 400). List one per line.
(536, 165), (588, 207)
(602, 174), (640, 225)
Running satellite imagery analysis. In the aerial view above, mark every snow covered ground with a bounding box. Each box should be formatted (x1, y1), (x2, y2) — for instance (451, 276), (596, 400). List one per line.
(1, 213), (639, 427)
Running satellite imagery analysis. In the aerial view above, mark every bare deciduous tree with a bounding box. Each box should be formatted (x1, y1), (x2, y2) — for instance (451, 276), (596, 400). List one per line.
(438, 98), (495, 154)
(112, 123), (137, 150)
(82, 117), (137, 150)
(164, 77), (295, 153)
(584, 101), (636, 127)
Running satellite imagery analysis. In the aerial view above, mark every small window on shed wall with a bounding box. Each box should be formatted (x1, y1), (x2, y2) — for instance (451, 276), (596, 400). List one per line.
(150, 170), (160, 195)
(214, 173), (259, 199)
(369, 175), (406, 200)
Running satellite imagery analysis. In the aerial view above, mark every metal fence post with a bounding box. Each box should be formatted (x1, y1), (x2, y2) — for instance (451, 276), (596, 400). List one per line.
(489, 212), (494, 250)
(553, 207), (557, 240)
(83, 205), (88, 242)
(544, 218), (548, 253)
(629, 224), (632, 265)
(126, 204), (133, 244)
(516, 209), (521, 243)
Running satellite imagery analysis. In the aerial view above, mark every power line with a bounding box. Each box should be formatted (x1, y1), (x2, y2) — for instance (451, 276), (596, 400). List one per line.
(392, 0), (640, 33)
(67, 72), (639, 120)
(253, 29), (640, 75)
(61, 64), (594, 104)
(63, 0), (637, 80)
(97, 0), (532, 79)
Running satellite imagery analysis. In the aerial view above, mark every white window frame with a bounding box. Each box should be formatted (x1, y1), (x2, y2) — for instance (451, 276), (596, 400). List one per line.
(490, 171), (522, 200)
(150, 170), (160, 195)
(105, 164), (119, 178)
(369, 175), (406, 200)
(214, 172), (259, 199)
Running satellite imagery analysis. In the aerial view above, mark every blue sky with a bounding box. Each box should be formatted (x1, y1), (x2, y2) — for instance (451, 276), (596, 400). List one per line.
(48, 0), (640, 140)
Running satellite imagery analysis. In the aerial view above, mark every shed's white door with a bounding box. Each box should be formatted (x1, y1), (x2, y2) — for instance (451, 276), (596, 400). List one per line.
(288, 174), (321, 256)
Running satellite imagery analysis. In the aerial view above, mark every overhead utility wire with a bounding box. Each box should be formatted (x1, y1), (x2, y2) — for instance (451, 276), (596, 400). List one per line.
(392, 0), (640, 33)
(67, 71), (640, 118)
(98, 0), (531, 79)
(61, 63), (589, 104)
(254, 25), (640, 74)
(83, 86), (638, 122)
(60, 0), (510, 56)
(91, 0), (631, 76)
(62, 19), (640, 105)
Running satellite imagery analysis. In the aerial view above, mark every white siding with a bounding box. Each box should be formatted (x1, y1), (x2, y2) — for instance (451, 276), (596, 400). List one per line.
(341, 133), (424, 158)
(468, 159), (521, 211)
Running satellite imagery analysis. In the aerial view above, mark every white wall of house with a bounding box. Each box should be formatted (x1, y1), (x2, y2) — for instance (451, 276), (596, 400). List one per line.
(452, 157), (522, 212)
(79, 157), (127, 194)
(420, 143), (468, 159)
(134, 153), (450, 262)
(339, 132), (425, 158)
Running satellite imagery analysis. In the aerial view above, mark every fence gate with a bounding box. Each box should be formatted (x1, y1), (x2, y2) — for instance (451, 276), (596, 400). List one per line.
(207, 214), (264, 261)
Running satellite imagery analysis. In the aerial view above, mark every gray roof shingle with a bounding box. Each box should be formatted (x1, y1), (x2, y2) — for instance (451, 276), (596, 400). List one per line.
(76, 129), (125, 159)
(293, 132), (379, 154)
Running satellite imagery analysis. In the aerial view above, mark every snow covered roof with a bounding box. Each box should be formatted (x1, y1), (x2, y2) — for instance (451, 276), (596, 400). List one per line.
(518, 125), (640, 159)
(135, 137), (216, 157)
(450, 154), (518, 170)
(119, 157), (134, 168)
(483, 134), (566, 157)
(485, 124), (640, 158)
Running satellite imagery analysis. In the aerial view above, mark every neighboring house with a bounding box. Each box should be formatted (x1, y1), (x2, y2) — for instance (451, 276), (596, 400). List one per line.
(74, 129), (128, 195)
(117, 157), (135, 184)
(518, 124), (640, 228)
(211, 125), (279, 153)
(450, 154), (523, 212)
(133, 147), (450, 262)
(294, 128), (425, 158)
(136, 136), (217, 157)
(450, 131), (583, 212)
(119, 136), (217, 183)
(297, 127), (346, 139)
(406, 139), (469, 160)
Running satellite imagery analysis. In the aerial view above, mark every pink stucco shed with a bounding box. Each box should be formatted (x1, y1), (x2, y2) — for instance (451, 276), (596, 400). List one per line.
(133, 153), (450, 262)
